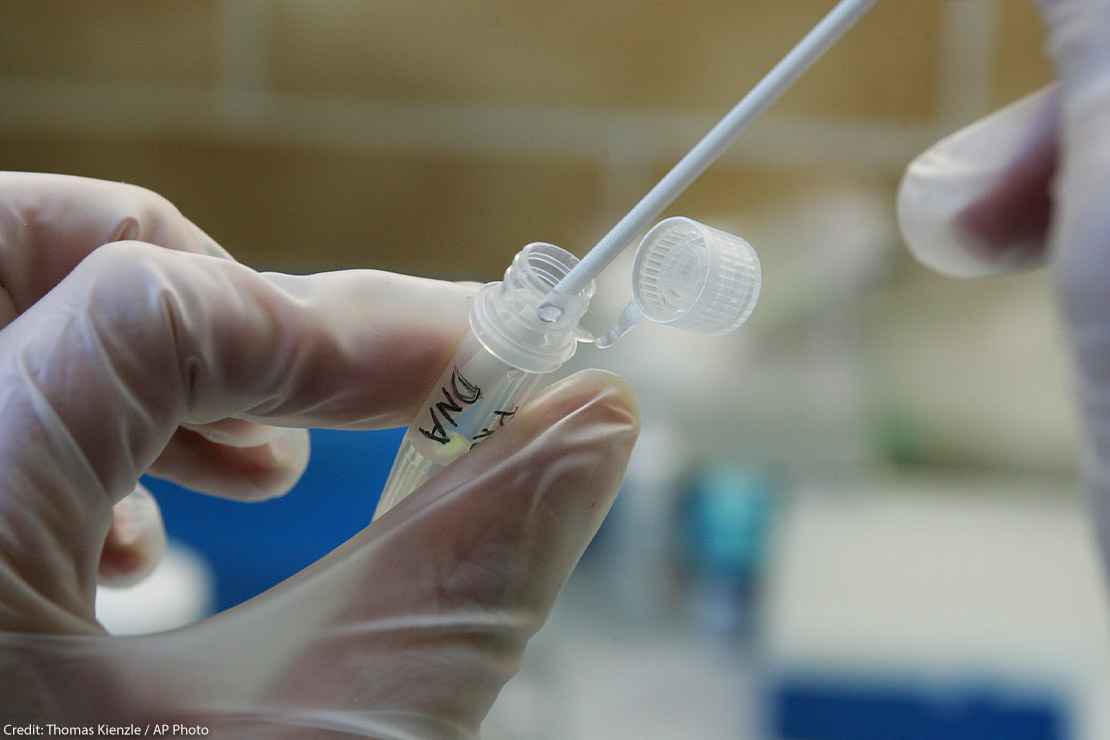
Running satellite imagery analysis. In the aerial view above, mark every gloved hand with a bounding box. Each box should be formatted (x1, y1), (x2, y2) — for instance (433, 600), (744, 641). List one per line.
(898, 1), (1110, 558)
(0, 173), (639, 737)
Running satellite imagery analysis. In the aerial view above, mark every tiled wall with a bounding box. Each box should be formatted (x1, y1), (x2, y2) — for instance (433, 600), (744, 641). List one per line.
(0, 2), (1054, 275)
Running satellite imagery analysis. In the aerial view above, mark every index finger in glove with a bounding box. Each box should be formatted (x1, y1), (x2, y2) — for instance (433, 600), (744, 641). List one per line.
(0, 241), (473, 631)
(0, 173), (232, 327)
(0, 173), (323, 504)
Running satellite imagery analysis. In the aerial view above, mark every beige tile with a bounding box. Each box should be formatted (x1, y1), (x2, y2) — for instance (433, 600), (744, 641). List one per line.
(992, 1), (1054, 107)
(2, 134), (606, 277)
(269, 0), (941, 123)
(0, 1), (221, 86)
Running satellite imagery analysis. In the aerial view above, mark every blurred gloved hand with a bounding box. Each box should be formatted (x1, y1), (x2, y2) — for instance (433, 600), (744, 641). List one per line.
(899, 1), (1110, 559)
(0, 173), (639, 736)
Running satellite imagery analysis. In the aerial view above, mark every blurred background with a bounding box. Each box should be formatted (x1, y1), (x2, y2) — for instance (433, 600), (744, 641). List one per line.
(5, 1), (1108, 738)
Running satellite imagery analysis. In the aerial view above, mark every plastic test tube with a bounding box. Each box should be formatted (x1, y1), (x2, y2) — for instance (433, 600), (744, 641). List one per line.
(375, 243), (593, 517)
(373, 0), (878, 518)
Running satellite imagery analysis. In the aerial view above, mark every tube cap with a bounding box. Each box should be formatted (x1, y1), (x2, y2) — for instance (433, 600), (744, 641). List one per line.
(597, 217), (761, 348)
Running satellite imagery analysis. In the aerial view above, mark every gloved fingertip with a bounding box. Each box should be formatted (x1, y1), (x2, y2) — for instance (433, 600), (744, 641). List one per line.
(898, 86), (1059, 279)
(185, 418), (285, 448)
(530, 369), (641, 429)
(898, 174), (1043, 279)
(267, 428), (311, 470)
(465, 367), (640, 527)
(98, 487), (167, 588)
(248, 428), (311, 500)
(149, 427), (311, 502)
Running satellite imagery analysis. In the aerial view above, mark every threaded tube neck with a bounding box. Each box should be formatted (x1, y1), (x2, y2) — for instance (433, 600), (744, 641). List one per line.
(471, 243), (595, 374)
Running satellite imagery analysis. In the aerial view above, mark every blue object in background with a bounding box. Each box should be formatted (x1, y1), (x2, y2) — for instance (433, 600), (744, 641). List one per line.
(771, 678), (1069, 740)
(143, 427), (403, 612)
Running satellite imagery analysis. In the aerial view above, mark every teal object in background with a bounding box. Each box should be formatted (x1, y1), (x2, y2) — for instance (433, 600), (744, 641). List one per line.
(676, 465), (778, 636)
(678, 466), (776, 582)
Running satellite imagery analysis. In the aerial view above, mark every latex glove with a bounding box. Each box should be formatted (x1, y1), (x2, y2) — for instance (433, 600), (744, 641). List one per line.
(0, 173), (639, 737)
(898, 2), (1110, 558)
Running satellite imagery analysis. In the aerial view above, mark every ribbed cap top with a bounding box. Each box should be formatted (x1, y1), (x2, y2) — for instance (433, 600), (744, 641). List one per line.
(632, 217), (761, 335)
